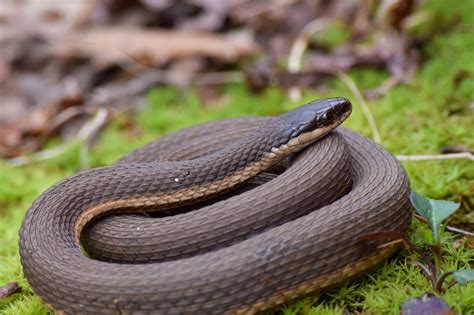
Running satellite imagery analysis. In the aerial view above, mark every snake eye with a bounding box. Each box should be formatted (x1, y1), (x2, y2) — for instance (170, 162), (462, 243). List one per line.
(322, 112), (333, 124)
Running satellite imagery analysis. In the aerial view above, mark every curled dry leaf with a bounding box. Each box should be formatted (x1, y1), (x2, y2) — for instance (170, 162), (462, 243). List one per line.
(51, 27), (259, 66)
(0, 282), (21, 300)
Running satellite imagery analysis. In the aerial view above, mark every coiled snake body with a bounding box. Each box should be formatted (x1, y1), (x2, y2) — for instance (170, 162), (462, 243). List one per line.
(19, 98), (412, 314)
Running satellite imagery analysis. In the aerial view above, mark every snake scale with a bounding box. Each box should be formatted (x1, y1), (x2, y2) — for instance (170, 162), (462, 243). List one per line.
(19, 98), (412, 314)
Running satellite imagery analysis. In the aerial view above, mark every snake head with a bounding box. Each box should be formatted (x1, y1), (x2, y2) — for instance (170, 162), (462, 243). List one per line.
(281, 97), (352, 140)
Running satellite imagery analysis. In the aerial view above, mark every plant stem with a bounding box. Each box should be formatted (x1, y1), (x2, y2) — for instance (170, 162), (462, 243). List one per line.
(414, 261), (437, 288)
(359, 231), (437, 283)
(445, 280), (458, 290)
(436, 271), (454, 293)
(429, 243), (443, 292)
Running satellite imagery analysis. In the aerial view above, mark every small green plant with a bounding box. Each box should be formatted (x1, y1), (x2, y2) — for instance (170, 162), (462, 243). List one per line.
(409, 191), (474, 294)
(362, 191), (473, 313)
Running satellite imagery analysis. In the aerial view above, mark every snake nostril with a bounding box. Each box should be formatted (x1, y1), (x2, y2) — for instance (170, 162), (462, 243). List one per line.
(337, 98), (351, 114)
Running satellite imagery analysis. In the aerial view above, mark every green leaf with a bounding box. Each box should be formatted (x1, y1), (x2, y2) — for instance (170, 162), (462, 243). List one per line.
(453, 269), (474, 285)
(410, 191), (460, 243)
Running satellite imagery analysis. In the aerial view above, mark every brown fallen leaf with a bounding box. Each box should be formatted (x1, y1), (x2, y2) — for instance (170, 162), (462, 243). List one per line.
(376, 0), (415, 30)
(453, 236), (474, 250)
(0, 282), (21, 300)
(0, 95), (84, 157)
(51, 27), (259, 66)
(467, 236), (474, 250)
(0, 0), (430, 157)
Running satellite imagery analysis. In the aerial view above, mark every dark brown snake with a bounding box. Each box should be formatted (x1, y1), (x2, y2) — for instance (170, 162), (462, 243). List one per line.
(19, 98), (412, 314)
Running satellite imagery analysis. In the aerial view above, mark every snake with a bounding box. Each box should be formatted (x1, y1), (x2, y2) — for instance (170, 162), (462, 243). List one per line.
(19, 97), (412, 314)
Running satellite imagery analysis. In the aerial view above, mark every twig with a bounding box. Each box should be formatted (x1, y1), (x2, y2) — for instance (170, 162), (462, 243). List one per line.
(43, 106), (89, 137)
(332, 70), (381, 143)
(445, 225), (474, 237)
(77, 107), (109, 169)
(8, 108), (109, 167)
(376, 238), (404, 249)
(8, 141), (77, 166)
(287, 18), (331, 101)
(397, 153), (474, 161)
(77, 107), (109, 141)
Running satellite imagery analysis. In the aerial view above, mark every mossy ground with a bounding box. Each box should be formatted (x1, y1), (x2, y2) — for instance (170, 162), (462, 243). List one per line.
(1, 1), (473, 314)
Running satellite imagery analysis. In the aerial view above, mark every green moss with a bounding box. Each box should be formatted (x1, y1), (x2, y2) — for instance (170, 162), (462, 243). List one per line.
(311, 21), (350, 48)
(1, 1), (473, 314)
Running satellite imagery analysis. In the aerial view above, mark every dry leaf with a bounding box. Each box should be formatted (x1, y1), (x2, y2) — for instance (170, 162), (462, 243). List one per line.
(0, 282), (21, 300)
(0, 95), (84, 157)
(51, 27), (259, 65)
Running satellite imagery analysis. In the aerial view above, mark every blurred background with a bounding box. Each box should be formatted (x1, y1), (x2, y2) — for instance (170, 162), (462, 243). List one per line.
(1, 0), (471, 159)
(0, 1), (473, 313)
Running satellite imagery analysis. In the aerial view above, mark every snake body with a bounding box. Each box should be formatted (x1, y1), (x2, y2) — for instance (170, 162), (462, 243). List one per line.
(19, 98), (412, 314)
